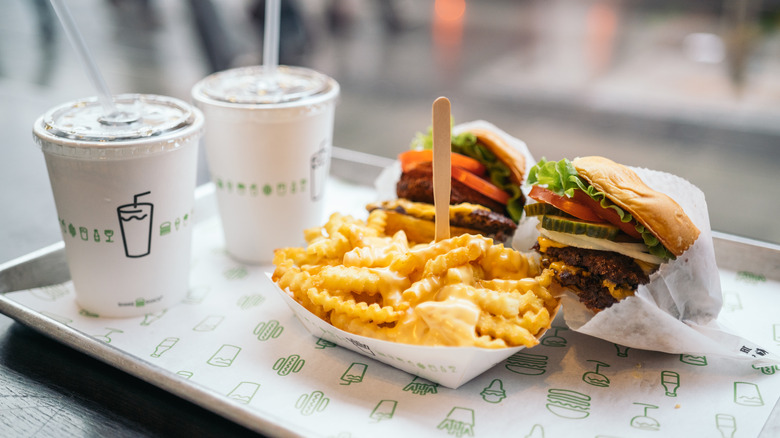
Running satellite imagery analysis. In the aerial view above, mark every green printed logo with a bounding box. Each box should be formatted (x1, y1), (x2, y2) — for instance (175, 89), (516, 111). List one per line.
(151, 337), (179, 357)
(214, 177), (308, 198)
(223, 266), (248, 280)
(403, 376), (438, 395)
(228, 382), (260, 405)
(296, 390), (329, 416)
(93, 327), (123, 344)
(370, 400), (397, 422)
(274, 354), (305, 376)
(340, 363), (367, 385)
(254, 320), (283, 340)
(31, 284), (69, 301)
(722, 291), (743, 311)
(736, 271), (766, 284)
(194, 315), (225, 331)
(753, 363), (779, 375)
(541, 326), (567, 347)
(734, 381), (763, 406)
(524, 424), (545, 438)
(546, 389), (590, 419)
(177, 370), (193, 379)
(631, 403), (660, 431)
(715, 413), (737, 437)
(437, 407), (475, 437)
(79, 308), (99, 318)
(141, 309), (167, 326)
(680, 354), (707, 366)
(237, 294), (265, 309)
(661, 371), (680, 396)
(208, 344), (241, 367)
(506, 352), (547, 375)
(614, 343), (630, 357)
(582, 360), (610, 387)
(316, 338), (337, 349)
(480, 379), (506, 403)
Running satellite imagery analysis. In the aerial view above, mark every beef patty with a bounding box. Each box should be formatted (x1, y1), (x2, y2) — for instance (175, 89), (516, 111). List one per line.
(534, 243), (651, 310)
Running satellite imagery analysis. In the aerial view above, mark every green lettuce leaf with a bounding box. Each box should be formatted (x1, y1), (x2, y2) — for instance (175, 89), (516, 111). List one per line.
(527, 158), (675, 260)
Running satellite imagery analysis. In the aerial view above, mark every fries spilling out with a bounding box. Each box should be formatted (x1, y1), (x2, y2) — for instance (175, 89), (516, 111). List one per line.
(272, 210), (560, 349)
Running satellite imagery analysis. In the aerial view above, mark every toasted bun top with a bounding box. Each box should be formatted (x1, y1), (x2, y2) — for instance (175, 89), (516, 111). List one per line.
(469, 128), (526, 185)
(572, 156), (700, 256)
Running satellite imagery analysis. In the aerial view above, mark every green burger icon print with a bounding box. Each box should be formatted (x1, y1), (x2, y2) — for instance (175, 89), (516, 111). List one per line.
(117, 191), (154, 258)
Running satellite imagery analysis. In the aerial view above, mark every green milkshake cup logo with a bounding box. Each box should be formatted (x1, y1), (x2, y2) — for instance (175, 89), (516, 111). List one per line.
(117, 191), (154, 258)
(340, 362), (367, 385)
(370, 400), (397, 422)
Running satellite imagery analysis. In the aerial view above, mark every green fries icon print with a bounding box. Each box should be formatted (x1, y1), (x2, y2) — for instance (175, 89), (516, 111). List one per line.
(437, 407), (475, 437)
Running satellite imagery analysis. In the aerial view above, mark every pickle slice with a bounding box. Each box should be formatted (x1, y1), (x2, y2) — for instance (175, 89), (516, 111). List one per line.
(524, 203), (570, 217)
(540, 215), (620, 240)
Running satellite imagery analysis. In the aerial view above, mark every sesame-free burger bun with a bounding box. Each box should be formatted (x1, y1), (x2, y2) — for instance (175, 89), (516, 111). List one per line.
(572, 156), (700, 256)
(468, 128), (526, 185)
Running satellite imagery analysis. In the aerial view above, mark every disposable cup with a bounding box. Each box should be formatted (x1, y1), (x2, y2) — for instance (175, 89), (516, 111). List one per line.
(191, 65), (339, 264)
(33, 94), (204, 317)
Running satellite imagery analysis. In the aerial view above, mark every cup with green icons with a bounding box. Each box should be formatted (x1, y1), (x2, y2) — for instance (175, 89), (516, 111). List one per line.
(191, 65), (339, 265)
(33, 94), (204, 317)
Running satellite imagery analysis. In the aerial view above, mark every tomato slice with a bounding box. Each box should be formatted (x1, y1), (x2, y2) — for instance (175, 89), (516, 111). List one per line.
(399, 150), (486, 175)
(451, 166), (510, 204)
(572, 190), (642, 238)
(528, 185), (602, 222)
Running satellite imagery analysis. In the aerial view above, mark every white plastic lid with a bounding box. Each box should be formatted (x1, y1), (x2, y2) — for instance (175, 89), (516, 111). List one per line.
(192, 65), (339, 108)
(33, 94), (204, 160)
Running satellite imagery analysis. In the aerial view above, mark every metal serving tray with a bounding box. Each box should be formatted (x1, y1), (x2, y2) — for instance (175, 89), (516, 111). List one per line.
(2, 148), (780, 437)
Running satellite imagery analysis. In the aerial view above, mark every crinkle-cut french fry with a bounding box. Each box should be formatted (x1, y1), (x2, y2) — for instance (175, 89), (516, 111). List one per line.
(307, 288), (405, 324)
(303, 226), (324, 243)
(401, 276), (441, 305)
(306, 231), (350, 260)
(313, 265), (383, 295)
(480, 244), (534, 279)
(438, 284), (525, 318)
(330, 312), (393, 341)
(366, 209), (388, 234)
(474, 335), (509, 349)
(477, 314), (539, 348)
(421, 241), (486, 278)
(343, 238), (407, 268)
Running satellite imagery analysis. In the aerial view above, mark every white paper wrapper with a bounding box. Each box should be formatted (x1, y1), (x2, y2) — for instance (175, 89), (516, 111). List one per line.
(540, 166), (780, 365)
(375, 120), (780, 365)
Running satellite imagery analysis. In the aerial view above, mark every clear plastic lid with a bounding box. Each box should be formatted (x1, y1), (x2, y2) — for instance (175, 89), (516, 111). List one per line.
(33, 94), (204, 160)
(192, 65), (338, 107)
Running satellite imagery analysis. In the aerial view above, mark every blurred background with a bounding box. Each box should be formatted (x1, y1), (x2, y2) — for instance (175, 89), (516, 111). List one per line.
(1, 0), (779, 264)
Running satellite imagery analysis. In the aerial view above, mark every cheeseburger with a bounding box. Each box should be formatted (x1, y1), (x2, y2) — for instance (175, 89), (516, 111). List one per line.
(368, 127), (527, 244)
(526, 156), (700, 311)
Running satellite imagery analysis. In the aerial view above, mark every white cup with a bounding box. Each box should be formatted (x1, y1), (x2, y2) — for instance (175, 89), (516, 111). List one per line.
(33, 94), (204, 317)
(192, 65), (339, 264)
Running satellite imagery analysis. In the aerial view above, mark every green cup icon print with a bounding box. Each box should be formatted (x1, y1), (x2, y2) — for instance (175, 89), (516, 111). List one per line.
(117, 191), (154, 258)
(296, 391), (329, 416)
(273, 354), (305, 376)
(228, 382), (260, 405)
(340, 362), (367, 385)
(208, 344), (241, 367)
(370, 400), (398, 422)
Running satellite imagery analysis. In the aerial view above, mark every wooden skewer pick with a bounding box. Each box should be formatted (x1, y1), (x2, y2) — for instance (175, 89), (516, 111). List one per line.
(432, 96), (451, 242)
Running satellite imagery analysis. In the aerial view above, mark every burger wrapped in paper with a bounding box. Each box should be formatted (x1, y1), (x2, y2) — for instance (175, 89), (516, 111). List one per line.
(520, 156), (778, 363)
(370, 121), (534, 245)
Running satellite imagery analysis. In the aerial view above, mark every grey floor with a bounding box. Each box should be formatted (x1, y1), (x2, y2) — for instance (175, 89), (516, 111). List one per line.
(2, 0), (780, 264)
